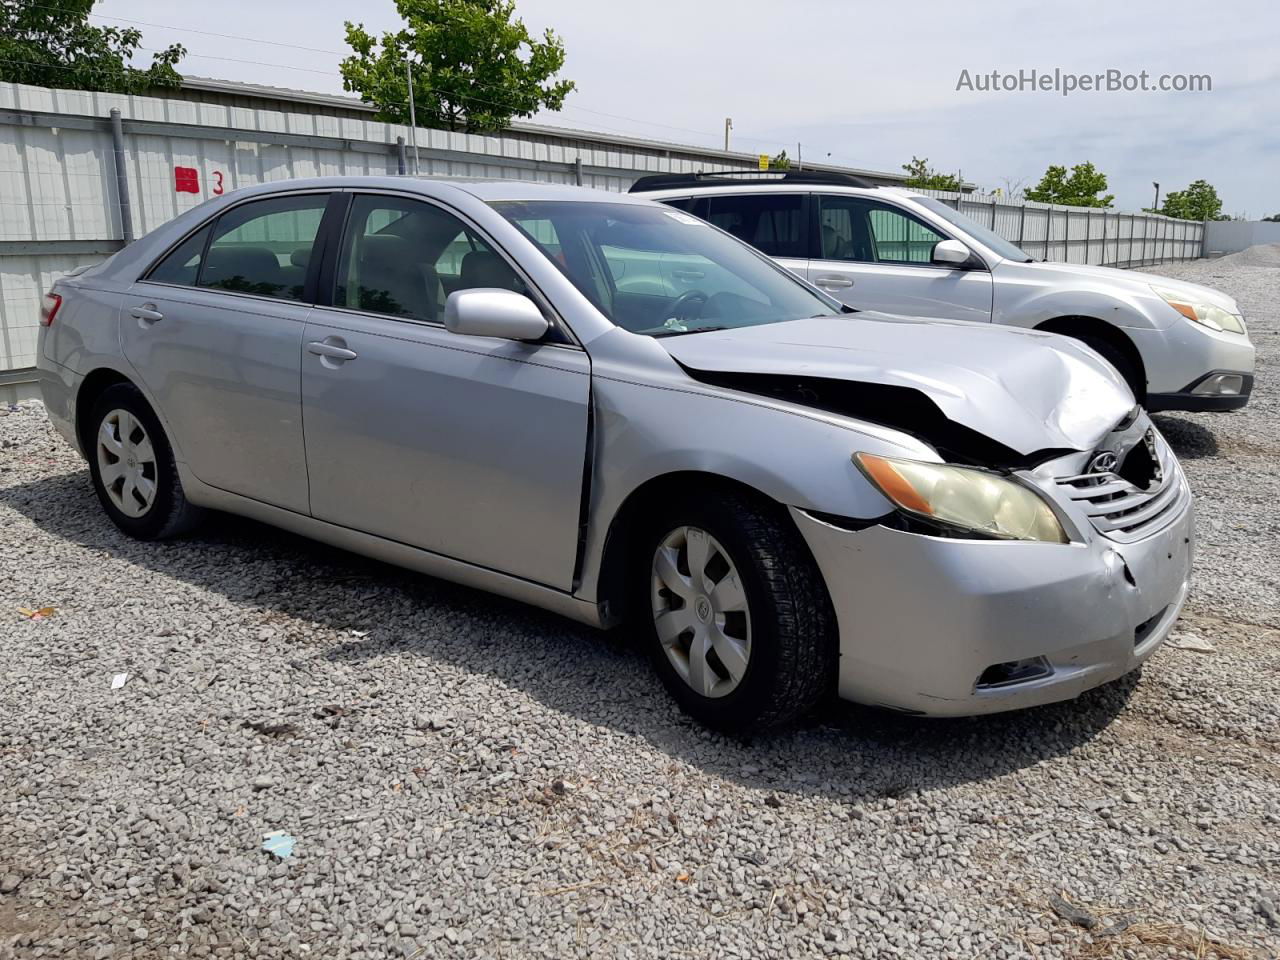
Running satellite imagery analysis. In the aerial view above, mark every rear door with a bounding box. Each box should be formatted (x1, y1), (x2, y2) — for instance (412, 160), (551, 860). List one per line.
(299, 192), (590, 590)
(807, 195), (993, 322)
(121, 192), (331, 513)
(700, 193), (810, 280)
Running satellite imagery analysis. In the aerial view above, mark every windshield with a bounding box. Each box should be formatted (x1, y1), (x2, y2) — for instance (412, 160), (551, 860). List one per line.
(491, 200), (840, 336)
(913, 197), (1033, 263)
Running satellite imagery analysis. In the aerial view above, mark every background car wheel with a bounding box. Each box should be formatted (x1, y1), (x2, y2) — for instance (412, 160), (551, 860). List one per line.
(637, 491), (837, 731)
(1076, 335), (1143, 402)
(87, 383), (204, 540)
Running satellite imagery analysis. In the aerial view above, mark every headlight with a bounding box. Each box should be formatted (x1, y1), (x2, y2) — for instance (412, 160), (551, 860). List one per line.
(854, 453), (1068, 543)
(1151, 285), (1246, 334)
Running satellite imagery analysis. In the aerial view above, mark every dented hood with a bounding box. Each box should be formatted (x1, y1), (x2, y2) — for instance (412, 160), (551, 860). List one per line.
(662, 313), (1134, 456)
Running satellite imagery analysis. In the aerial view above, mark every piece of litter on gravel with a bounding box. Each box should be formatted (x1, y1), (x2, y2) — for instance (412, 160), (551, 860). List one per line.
(348, 629), (369, 637)
(262, 831), (296, 859)
(18, 606), (55, 620)
(110, 673), (128, 690)
(1048, 892), (1096, 929)
(1166, 633), (1216, 653)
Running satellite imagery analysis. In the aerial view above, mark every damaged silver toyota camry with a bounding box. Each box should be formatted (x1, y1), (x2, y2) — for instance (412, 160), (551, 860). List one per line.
(38, 178), (1193, 730)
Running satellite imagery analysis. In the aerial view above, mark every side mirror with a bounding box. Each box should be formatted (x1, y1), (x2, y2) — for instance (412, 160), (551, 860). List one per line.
(931, 238), (974, 267)
(444, 288), (549, 341)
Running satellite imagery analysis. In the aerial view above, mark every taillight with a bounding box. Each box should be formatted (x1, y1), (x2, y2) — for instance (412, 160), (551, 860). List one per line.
(40, 292), (62, 327)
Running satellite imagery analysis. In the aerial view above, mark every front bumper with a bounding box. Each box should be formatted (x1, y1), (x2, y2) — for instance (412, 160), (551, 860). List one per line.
(1130, 320), (1254, 410)
(790, 488), (1194, 716)
(1147, 370), (1254, 412)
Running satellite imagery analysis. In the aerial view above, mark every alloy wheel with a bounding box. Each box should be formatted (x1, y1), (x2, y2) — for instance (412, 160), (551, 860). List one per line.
(96, 408), (158, 518)
(650, 525), (752, 698)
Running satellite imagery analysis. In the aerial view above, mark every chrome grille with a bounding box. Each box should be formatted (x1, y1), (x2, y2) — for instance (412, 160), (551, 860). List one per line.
(1055, 435), (1187, 543)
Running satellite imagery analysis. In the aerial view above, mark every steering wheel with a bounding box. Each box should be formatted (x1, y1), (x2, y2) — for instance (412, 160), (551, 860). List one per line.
(666, 289), (709, 322)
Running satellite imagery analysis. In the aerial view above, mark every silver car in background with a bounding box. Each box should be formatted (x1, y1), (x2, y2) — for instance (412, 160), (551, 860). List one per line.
(634, 171), (1256, 412)
(37, 177), (1193, 728)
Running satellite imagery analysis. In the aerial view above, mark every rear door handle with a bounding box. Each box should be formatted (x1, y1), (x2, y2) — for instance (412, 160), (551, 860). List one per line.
(672, 270), (705, 281)
(307, 339), (358, 362)
(129, 304), (164, 323)
(814, 276), (854, 289)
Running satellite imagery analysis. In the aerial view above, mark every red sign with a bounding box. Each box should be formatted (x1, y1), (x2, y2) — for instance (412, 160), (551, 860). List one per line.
(174, 166), (200, 194)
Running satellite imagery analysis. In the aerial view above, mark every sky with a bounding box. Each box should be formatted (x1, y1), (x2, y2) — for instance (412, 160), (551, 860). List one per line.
(97, 0), (1280, 217)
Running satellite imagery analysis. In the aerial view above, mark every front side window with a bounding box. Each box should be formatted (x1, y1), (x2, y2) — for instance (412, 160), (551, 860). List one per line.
(494, 200), (839, 337)
(336, 195), (526, 322)
(198, 194), (328, 300)
(912, 196), (1032, 262)
(818, 196), (945, 265)
(705, 194), (806, 258)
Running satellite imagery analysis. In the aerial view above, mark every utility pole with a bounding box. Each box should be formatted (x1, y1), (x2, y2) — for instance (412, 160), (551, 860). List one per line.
(406, 60), (421, 175)
(1152, 181), (1160, 212)
(723, 117), (732, 152)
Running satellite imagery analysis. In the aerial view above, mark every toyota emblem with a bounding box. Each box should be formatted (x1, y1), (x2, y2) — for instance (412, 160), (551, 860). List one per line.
(1089, 451), (1119, 474)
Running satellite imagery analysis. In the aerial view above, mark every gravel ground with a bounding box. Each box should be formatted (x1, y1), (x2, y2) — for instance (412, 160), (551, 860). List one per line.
(2, 251), (1279, 960)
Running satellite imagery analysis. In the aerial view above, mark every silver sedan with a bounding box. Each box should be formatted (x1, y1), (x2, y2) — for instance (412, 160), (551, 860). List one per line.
(37, 177), (1193, 729)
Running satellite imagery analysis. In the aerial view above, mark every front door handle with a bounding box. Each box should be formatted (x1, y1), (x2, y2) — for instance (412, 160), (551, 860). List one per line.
(308, 339), (358, 363)
(814, 276), (854, 289)
(129, 304), (164, 324)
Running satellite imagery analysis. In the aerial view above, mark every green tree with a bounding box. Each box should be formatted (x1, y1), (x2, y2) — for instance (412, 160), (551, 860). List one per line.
(1263, 213), (1280, 222)
(770, 150), (791, 170)
(1159, 180), (1228, 221)
(1024, 162), (1114, 207)
(901, 156), (962, 191)
(341, 0), (575, 132)
(0, 0), (185, 94)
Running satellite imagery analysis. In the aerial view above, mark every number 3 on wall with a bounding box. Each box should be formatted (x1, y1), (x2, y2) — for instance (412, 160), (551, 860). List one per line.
(212, 171), (225, 195)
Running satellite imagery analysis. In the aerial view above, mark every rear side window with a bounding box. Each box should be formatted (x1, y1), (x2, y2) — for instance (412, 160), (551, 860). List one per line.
(146, 225), (212, 286)
(705, 195), (806, 258)
(200, 195), (327, 301)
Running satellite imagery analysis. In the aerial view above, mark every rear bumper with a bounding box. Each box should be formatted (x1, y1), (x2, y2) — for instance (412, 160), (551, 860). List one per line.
(790, 489), (1194, 716)
(1147, 371), (1254, 412)
(35, 353), (82, 454)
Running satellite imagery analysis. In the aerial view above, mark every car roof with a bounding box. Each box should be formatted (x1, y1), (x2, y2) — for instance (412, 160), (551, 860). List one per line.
(638, 183), (928, 201)
(224, 175), (652, 205)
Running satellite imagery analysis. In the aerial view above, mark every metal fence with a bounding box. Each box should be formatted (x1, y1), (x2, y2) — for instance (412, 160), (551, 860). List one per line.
(919, 188), (1205, 267)
(1, 80), (1205, 379)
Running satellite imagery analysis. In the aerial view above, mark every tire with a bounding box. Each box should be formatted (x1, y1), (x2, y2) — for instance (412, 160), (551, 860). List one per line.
(636, 491), (837, 732)
(1076, 335), (1143, 402)
(86, 383), (204, 540)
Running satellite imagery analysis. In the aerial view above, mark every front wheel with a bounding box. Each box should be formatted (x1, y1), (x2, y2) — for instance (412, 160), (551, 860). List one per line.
(87, 383), (204, 540)
(1077, 335), (1144, 402)
(638, 492), (837, 731)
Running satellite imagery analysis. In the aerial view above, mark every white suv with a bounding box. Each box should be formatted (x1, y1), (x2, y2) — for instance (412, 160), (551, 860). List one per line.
(633, 172), (1255, 412)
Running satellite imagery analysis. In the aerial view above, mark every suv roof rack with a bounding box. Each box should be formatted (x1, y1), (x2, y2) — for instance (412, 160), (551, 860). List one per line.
(628, 169), (879, 193)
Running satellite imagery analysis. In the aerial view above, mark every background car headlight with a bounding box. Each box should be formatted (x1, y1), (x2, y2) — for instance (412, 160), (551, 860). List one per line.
(1151, 285), (1247, 334)
(854, 453), (1068, 543)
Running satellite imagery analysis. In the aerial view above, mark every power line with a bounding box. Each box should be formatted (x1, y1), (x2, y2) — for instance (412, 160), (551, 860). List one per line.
(18, 1), (807, 152)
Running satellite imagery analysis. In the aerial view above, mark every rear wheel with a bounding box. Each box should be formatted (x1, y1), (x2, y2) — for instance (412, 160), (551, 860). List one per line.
(87, 384), (204, 539)
(638, 492), (837, 731)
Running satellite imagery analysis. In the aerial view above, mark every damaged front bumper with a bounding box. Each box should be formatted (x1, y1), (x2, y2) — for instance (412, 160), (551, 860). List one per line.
(790, 467), (1194, 716)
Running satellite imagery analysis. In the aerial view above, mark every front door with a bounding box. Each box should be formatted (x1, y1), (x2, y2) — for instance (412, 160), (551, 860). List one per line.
(300, 193), (590, 591)
(121, 192), (330, 513)
(808, 195), (993, 323)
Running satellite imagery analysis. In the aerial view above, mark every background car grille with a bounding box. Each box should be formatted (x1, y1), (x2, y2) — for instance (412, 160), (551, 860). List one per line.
(1055, 437), (1187, 543)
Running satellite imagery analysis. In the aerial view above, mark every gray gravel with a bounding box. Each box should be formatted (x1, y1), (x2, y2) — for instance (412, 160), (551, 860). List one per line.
(3, 250), (1279, 960)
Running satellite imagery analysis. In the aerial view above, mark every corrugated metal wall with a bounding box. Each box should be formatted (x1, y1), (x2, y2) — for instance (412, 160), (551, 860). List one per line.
(1, 80), (1206, 374)
(929, 190), (1205, 265)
